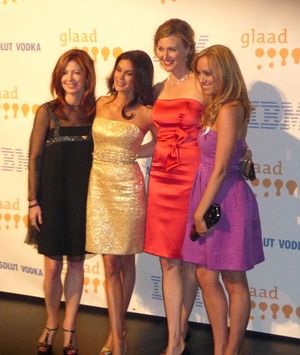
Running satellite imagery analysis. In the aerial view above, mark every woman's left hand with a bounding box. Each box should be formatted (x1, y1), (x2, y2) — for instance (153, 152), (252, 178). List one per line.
(194, 210), (208, 235)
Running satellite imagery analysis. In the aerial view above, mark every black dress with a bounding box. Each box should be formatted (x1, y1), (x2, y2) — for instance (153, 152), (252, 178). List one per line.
(26, 103), (93, 257)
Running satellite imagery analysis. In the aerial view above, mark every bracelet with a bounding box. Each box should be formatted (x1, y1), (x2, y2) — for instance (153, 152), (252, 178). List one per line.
(29, 203), (39, 208)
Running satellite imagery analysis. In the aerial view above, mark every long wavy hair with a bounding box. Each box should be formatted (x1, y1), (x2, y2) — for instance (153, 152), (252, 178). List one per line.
(154, 18), (196, 70)
(106, 50), (154, 119)
(50, 49), (96, 121)
(193, 44), (251, 126)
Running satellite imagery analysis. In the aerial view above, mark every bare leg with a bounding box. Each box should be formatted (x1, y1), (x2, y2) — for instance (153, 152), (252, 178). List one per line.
(196, 267), (228, 355)
(222, 271), (250, 355)
(181, 262), (198, 338)
(120, 255), (135, 313)
(62, 256), (84, 348)
(103, 255), (133, 355)
(101, 255), (135, 353)
(160, 257), (185, 355)
(39, 256), (63, 348)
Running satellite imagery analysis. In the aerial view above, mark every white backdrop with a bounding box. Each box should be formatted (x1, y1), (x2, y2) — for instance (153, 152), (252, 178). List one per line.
(0, 0), (299, 338)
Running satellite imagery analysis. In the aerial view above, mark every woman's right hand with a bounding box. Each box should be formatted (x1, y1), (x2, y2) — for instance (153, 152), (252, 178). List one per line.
(29, 205), (42, 231)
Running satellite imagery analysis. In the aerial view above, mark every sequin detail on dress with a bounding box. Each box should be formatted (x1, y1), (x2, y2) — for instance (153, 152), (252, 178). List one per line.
(86, 117), (146, 255)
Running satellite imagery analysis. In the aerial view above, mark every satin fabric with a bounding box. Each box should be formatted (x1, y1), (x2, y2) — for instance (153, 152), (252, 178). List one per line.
(144, 98), (204, 259)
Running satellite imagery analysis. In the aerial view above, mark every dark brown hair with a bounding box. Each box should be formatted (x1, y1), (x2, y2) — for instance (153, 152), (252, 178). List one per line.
(106, 50), (154, 119)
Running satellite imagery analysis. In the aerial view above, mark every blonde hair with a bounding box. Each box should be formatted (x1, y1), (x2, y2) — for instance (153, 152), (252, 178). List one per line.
(193, 44), (251, 126)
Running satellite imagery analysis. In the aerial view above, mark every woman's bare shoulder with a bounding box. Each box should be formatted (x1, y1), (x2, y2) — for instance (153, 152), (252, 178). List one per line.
(153, 80), (166, 100)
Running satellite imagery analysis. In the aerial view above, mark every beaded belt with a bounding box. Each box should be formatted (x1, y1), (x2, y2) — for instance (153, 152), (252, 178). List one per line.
(45, 135), (90, 147)
(93, 148), (137, 164)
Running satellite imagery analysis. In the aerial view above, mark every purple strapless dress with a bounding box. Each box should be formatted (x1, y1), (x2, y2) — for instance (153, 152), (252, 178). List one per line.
(182, 129), (265, 271)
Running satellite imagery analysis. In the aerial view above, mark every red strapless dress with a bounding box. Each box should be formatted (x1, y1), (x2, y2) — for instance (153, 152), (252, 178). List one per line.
(144, 98), (204, 259)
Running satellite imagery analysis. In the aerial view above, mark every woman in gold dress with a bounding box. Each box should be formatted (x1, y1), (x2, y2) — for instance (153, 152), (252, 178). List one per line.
(85, 50), (156, 355)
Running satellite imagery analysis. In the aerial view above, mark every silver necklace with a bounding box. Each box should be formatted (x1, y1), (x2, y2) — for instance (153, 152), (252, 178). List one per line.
(168, 73), (190, 86)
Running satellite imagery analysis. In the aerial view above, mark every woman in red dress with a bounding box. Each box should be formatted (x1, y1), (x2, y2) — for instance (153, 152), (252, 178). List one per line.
(144, 19), (205, 355)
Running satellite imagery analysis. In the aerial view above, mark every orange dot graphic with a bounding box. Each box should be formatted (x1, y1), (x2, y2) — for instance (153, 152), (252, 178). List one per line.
(291, 48), (300, 64)
(21, 103), (29, 117)
(4, 213), (11, 229)
(270, 303), (280, 319)
(267, 48), (276, 68)
(262, 178), (272, 197)
(112, 47), (122, 59)
(12, 103), (19, 118)
(255, 48), (264, 70)
(274, 179), (283, 196)
(23, 215), (29, 228)
(32, 104), (39, 115)
(3, 102), (10, 119)
(91, 47), (99, 62)
(13, 214), (21, 228)
(279, 48), (289, 66)
(282, 304), (293, 319)
(250, 300), (256, 320)
(255, 48), (264, 57)
(101, 47), (110, 61)
(286, 180), (297, 196)
(259, 302), (268, 320)
(93, 278), (100, 293)
(267, 48), (276, 58)
(83, 277), (90, 293)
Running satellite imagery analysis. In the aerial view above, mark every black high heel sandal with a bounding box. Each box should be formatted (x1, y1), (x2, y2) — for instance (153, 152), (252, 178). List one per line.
(63, 328), (78, 355)
(38, 327), (58, 355)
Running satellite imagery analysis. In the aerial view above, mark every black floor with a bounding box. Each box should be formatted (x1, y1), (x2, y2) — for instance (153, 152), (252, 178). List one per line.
(0, 292), (299, 355)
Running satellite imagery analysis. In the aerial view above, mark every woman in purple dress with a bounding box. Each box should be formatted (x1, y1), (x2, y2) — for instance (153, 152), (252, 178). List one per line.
(182, 45), (264, 355)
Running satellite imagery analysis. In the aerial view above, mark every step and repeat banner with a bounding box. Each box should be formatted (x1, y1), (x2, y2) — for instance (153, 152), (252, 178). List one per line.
(0, 0), (299, 339)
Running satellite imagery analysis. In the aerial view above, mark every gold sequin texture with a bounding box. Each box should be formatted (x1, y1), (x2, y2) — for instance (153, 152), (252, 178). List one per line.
(86, 117), (146, 255)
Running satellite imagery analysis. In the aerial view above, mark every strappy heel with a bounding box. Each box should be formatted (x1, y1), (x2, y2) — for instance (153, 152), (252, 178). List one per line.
(63, 328), (78, 355)
(99, 330), (126, 355)
(38, 327), (58, 355)
(99, 346), (112, 355)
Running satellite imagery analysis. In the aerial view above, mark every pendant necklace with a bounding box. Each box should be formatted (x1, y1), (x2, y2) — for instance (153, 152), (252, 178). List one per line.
(168, 73), (190, 86)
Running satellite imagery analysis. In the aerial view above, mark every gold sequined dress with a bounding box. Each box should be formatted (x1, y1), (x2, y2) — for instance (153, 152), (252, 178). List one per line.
(86, 117), (146, 255)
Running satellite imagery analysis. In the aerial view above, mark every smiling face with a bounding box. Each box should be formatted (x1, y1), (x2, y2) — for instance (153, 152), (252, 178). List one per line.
(61, 60), (85, 101)
(155, 35), (189, 74)
(113, 59), (135, 96)
(195, 56), (222, 98)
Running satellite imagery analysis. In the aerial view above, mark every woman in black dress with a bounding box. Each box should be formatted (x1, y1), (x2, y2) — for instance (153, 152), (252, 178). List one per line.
(27, 49), (96, 355)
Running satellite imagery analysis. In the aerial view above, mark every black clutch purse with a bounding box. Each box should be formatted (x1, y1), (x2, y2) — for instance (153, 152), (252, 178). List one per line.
(190, 203), (221, 241)
(240, 159), (256, 181)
